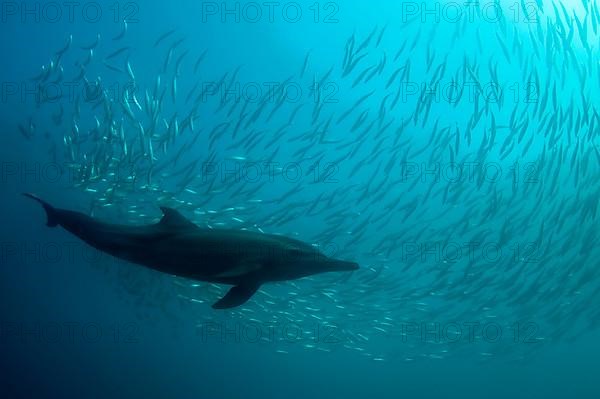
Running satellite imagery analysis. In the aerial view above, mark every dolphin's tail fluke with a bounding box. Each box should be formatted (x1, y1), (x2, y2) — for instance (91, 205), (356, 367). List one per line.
(23, 193), (59, 227)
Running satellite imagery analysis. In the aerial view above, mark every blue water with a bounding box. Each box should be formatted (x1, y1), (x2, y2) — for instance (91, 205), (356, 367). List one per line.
(2, 1), (600, 398)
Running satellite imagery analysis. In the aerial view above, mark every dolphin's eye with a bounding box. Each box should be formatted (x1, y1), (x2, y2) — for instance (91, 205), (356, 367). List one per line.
(287, 247), (302, 259)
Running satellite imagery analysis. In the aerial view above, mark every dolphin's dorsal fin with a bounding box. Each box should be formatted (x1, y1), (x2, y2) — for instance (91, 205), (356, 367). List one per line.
(158, 207), (197, 230)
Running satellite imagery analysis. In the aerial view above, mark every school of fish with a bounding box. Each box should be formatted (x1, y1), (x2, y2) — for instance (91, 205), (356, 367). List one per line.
(18, 1), (600, 363)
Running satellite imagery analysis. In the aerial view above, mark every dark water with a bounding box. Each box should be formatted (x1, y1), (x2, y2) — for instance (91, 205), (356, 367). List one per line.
(1, 1), (600, 398)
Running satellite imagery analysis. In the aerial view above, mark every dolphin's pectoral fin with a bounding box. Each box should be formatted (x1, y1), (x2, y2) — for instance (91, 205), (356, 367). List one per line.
(158, 207), (198, 230)
(212, 281), (261, 309)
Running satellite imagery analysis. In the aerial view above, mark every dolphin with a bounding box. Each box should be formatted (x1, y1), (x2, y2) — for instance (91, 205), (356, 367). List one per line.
(23, 193), (359, 309)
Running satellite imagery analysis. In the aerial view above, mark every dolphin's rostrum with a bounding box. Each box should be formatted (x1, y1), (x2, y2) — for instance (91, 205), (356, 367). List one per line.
(23, 193), (359, 309)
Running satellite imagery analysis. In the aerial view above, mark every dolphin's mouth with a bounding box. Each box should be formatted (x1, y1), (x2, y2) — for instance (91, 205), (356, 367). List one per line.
(330, 259), (360, 271)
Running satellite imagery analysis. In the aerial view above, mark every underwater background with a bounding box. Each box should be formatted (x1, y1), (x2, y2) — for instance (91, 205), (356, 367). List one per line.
(1, 0), (600, 397)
